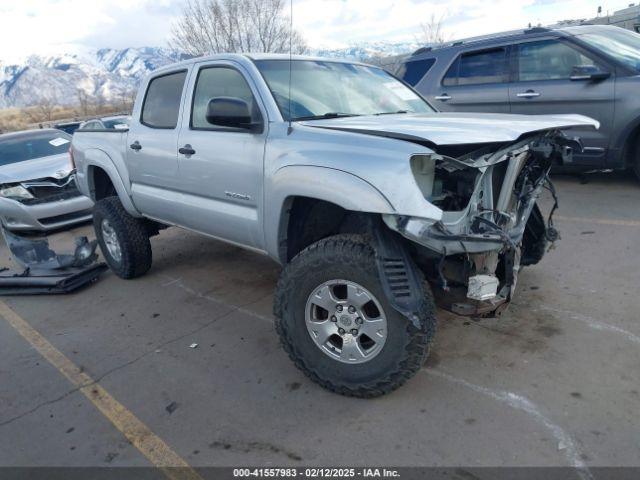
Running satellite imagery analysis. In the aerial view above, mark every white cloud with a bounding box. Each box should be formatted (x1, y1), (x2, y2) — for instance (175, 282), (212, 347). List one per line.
(0, 0), (180, 63)
(292, 0), (633, 48)
(0, 0), (635, 63)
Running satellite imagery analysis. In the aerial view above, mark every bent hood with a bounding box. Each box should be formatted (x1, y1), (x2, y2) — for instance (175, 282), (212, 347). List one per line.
(0, 153), (74, 184)
(301, 112), (599, 146)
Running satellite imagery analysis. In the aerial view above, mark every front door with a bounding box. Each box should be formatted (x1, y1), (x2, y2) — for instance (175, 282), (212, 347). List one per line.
(176, 61), (267, 250)
(127, 69), (189, 223)
(508, 38), (615, 168)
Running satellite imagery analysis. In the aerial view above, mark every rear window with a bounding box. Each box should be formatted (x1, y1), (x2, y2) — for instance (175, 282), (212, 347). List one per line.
(397, 58), (436, 86)
(103, 118), (129, 129)
(141, 71), (187, 129)
(443, 48), (508, 86)
(0, 131), (72, 166)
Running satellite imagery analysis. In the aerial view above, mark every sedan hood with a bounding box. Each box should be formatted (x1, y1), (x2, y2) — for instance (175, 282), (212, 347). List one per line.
(0, 153), (74, 184)
(301, 112), (599, 146)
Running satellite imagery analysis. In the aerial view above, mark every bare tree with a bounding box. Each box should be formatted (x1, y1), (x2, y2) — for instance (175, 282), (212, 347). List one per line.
(419, 13), (450, 46)
(76, 89), (92, 117)
(22, 93), (59, 123)
(118, 88), (136, 112)
(170, 0), (307, 56)
(366, 54), (406, 74)
(93, 90), (106, 116)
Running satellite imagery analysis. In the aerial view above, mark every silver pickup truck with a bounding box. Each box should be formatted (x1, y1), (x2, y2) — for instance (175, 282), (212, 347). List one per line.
(71, 54), (598, 397)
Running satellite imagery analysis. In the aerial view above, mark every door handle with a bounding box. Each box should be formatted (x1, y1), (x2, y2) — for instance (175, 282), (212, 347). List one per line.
(178, 145), (196, 156)
(516, 90), (541, 98)
(435, 94), (452, 101)
(129, 141), (142, 151)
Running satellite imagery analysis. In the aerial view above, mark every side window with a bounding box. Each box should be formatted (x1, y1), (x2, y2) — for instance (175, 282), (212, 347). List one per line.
(442, 48), (508, 86)
(191, 67), (258, 130)
(442, 57), (459, 86)
(141, 71), (187, 129)
(397, 58), (436, 87)
(516, 40), (595, 81)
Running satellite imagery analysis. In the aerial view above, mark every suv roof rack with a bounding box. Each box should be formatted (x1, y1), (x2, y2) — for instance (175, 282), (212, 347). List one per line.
(523, 27), (551, 34)
(411, 46), (432, 55)
(410, 26), (557, 56)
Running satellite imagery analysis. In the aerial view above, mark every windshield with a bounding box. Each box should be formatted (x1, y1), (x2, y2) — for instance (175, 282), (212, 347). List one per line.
(578, 28), (640, 72)
(254, 60), (435, 121)
(0, 131), (71, 166)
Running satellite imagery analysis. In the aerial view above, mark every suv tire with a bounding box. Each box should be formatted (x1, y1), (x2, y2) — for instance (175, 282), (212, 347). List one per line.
(93, 196), (152, 279)
(633, 139), (640, 181)
(274, 234), (436, 397)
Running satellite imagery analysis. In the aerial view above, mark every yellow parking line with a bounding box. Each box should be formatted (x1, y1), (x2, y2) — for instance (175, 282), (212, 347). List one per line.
(0, 300), (203, 480)
(555, 215), (640, 227)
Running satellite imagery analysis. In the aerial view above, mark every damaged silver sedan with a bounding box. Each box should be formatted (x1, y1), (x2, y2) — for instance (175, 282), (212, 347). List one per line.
(0, 129), (93, 232)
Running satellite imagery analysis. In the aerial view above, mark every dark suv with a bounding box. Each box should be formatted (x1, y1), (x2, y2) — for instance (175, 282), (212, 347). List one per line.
(396, 25), (640, 178)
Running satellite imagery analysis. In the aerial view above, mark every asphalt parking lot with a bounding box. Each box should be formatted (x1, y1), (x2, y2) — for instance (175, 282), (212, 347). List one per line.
(0, 172), (639, 475)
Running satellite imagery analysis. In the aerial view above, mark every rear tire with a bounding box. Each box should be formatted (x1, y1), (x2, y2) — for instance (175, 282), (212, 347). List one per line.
(274, 234), (437, 398)
(93, 196), (152, 279)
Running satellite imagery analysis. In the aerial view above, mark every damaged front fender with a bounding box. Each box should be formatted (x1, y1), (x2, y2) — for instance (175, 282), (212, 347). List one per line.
(384, 130), (568, 317)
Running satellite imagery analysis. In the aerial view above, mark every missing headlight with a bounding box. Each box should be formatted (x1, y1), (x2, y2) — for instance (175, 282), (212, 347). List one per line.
(411, 154), (480, 212)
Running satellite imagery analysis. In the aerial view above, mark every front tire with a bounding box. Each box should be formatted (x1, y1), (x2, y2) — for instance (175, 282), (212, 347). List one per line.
(93, 196), (152, 279)
(274, 234), (436, 398)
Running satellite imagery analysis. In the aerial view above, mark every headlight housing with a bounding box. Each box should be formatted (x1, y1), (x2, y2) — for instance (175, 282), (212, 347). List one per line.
(0, 185), (34, 200)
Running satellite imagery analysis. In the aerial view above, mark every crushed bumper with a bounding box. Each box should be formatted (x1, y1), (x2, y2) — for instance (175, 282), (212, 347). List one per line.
(384, 132), (565, 317)
(0, 227), (107, 295)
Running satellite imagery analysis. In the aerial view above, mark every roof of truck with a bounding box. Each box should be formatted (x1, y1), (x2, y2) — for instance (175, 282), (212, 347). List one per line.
(151, 53), (372, 74)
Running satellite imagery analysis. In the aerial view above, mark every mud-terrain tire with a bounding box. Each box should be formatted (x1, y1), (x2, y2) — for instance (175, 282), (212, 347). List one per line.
(274, 234), (437, 398)
(93, 196), (152, 279)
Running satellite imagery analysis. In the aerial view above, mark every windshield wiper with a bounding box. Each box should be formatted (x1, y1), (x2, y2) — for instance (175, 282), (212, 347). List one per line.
(292, 112), (360, 121)
(373, 110), (409, 116)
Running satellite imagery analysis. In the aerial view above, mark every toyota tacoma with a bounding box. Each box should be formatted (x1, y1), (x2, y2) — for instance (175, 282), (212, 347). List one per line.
(71, 54), (598, 397)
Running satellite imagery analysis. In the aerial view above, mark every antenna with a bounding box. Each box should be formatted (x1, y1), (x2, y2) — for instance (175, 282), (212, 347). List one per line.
(287, 0), (293, 134)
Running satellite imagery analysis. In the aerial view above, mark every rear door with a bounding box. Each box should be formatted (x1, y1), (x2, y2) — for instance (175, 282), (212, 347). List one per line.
(176, 60), (268, 250)
(508, 38), (615, 167)
(127, 69), (190, 223)
(430, 47), (511, 113)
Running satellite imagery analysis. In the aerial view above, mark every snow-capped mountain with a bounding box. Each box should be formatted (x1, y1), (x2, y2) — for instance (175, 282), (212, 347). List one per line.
(313, 41), (419, 61)
(0, 42), (416, 108)
(0, 47), (187, 108)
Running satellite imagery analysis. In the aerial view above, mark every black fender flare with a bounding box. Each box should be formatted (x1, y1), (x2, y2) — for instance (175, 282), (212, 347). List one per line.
(368, 218), (424, 330)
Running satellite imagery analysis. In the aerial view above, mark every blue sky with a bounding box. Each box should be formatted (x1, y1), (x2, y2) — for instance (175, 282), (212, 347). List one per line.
(0, 0), (634, 63)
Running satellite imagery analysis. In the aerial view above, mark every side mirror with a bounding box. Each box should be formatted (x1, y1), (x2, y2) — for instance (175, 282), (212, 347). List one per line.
(205, 97), (261, 131)
(570, 65), (610, 82)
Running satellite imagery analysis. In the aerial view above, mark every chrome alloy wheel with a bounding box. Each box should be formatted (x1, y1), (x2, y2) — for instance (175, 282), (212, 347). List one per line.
(305, 279), (388, 364)
(101, 218), (122, 263)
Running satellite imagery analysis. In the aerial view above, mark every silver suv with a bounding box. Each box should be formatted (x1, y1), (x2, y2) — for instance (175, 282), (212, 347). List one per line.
(397, 25), (640, 178)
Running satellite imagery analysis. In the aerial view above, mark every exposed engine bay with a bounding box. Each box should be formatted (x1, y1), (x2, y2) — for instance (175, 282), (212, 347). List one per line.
(384, 130), (576, 317)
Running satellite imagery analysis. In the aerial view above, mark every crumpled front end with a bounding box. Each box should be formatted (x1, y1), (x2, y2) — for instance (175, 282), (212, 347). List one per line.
(384, 130), (572, 317)
(0, 173), (94, 231)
